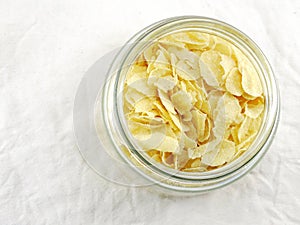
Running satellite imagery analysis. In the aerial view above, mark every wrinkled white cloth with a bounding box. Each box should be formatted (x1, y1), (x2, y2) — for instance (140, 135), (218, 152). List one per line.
(0, 0), (299, 224)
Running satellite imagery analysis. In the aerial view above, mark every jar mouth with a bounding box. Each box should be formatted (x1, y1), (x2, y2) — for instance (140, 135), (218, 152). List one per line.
(104, 16), (280, 188)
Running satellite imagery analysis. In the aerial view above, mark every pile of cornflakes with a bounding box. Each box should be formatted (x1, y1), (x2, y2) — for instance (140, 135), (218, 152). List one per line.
(123, 32), (264, 172)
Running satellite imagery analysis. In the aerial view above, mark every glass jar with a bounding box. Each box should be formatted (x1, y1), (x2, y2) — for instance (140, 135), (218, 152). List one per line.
(75, 16), (280, 194)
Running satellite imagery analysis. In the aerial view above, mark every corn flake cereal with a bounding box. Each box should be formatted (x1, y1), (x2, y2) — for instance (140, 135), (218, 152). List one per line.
(123, 31), (265, 171)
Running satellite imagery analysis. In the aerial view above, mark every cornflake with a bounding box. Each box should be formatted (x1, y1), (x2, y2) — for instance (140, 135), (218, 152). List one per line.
(123, 31), (265, 171)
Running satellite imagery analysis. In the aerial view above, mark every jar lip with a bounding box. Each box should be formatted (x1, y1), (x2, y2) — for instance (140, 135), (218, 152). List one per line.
(108, 16), (280, 184)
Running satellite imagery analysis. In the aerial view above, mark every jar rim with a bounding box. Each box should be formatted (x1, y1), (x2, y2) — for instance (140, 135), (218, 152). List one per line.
(103, 16), (280, 191)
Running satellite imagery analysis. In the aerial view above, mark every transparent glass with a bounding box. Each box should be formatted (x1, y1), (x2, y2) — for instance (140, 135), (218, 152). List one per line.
(77, 16), (280, 194)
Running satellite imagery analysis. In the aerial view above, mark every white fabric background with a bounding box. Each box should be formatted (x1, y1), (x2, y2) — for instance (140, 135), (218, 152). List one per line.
(1, 0), (299, 224)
